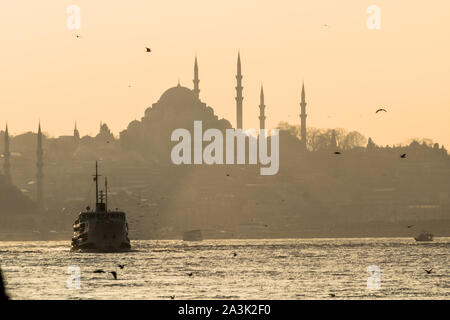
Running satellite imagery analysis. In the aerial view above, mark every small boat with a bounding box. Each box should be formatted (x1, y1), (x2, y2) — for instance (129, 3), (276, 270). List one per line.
(414, 232), (434, 242)
(183, 229), (203, 241)
(71, 161), (131, 252)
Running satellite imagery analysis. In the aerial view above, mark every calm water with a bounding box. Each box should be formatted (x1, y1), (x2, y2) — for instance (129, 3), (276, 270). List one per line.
(0, 238), (449, 299)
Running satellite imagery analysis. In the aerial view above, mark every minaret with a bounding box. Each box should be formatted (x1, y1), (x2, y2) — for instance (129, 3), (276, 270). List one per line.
(193, 56), (200, 99)
(259, 85), (266, 130)
(36, 122), (44, 211)
(299, 82), (307, 151)
(73, 122), (80, 140)
(235, 52), (243, 129)
(3, 123), (11, 183)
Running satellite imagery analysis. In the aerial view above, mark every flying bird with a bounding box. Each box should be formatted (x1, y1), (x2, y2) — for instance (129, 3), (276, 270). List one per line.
(329, 293), (336, 297)
(75, 34), (81, 39)
(407, 225), (414, 229)
(334, 151), (342, 155)
(376, 108), (387, 113)
(424, 268), (433, 274)
(187, 272), (193, 277)
(93, 269), (105, 273)
(118, 264), (125, 269)
(110, 271), (117, 280)
(145, 47), (151, 53)
(170, 295), (175, 300)
(233, 252), (237, 257)
(400, 153), (407, 158)
(226, 173), (230, 177)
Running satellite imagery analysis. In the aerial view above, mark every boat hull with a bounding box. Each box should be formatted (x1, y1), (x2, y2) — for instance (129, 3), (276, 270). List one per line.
(71, 219), (130, 252)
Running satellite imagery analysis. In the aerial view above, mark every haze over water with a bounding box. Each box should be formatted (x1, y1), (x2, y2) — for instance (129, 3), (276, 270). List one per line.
(1, 238), (448, 300)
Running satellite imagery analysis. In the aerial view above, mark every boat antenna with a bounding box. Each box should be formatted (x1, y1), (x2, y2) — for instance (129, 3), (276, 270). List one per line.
(93, 161), (101, 204)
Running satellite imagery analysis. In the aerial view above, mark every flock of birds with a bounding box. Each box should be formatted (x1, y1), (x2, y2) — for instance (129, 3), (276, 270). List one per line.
(74, 33), (401, 161)
(87, 252), (242, 300)
(86, 252), (435, 300)
(92, 264), (125, 280)
(70, 33), (436, 300)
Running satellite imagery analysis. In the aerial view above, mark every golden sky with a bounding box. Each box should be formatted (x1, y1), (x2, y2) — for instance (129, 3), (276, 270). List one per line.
(0, 0), (449, 147)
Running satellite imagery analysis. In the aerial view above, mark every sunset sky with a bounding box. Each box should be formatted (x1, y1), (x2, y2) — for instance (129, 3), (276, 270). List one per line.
(0, 0), (449, 147)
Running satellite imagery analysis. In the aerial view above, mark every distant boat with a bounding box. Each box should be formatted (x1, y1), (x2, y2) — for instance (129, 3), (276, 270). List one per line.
(414, 232), (434, 242)
(183, 229), (203, 241)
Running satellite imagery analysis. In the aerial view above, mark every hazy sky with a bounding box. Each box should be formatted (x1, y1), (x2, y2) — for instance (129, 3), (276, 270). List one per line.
(0, 1), (449, 147)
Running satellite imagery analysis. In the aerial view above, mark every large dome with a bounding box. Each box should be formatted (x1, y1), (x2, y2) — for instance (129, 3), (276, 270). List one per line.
(158, 84), (197, 104)
(120, 83), (233, 158)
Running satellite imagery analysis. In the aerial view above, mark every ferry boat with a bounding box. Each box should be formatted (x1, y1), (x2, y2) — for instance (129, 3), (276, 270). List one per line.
(71, 162), (131, 252)
(414, 231), (434, 242)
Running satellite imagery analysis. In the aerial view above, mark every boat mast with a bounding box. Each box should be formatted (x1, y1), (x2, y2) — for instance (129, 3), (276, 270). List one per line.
(95, 161), (99, 204)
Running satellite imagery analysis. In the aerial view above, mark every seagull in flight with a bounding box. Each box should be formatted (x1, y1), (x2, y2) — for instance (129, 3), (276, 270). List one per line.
(145, 47), (151, 53)
(376, 108), (387, 113)
(93, 269), (105, 273)
(424, 268), (433, 274)
(407, 225), (414, 228)
(400, 153), (407, 158)
(334, 151), (342, 155)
